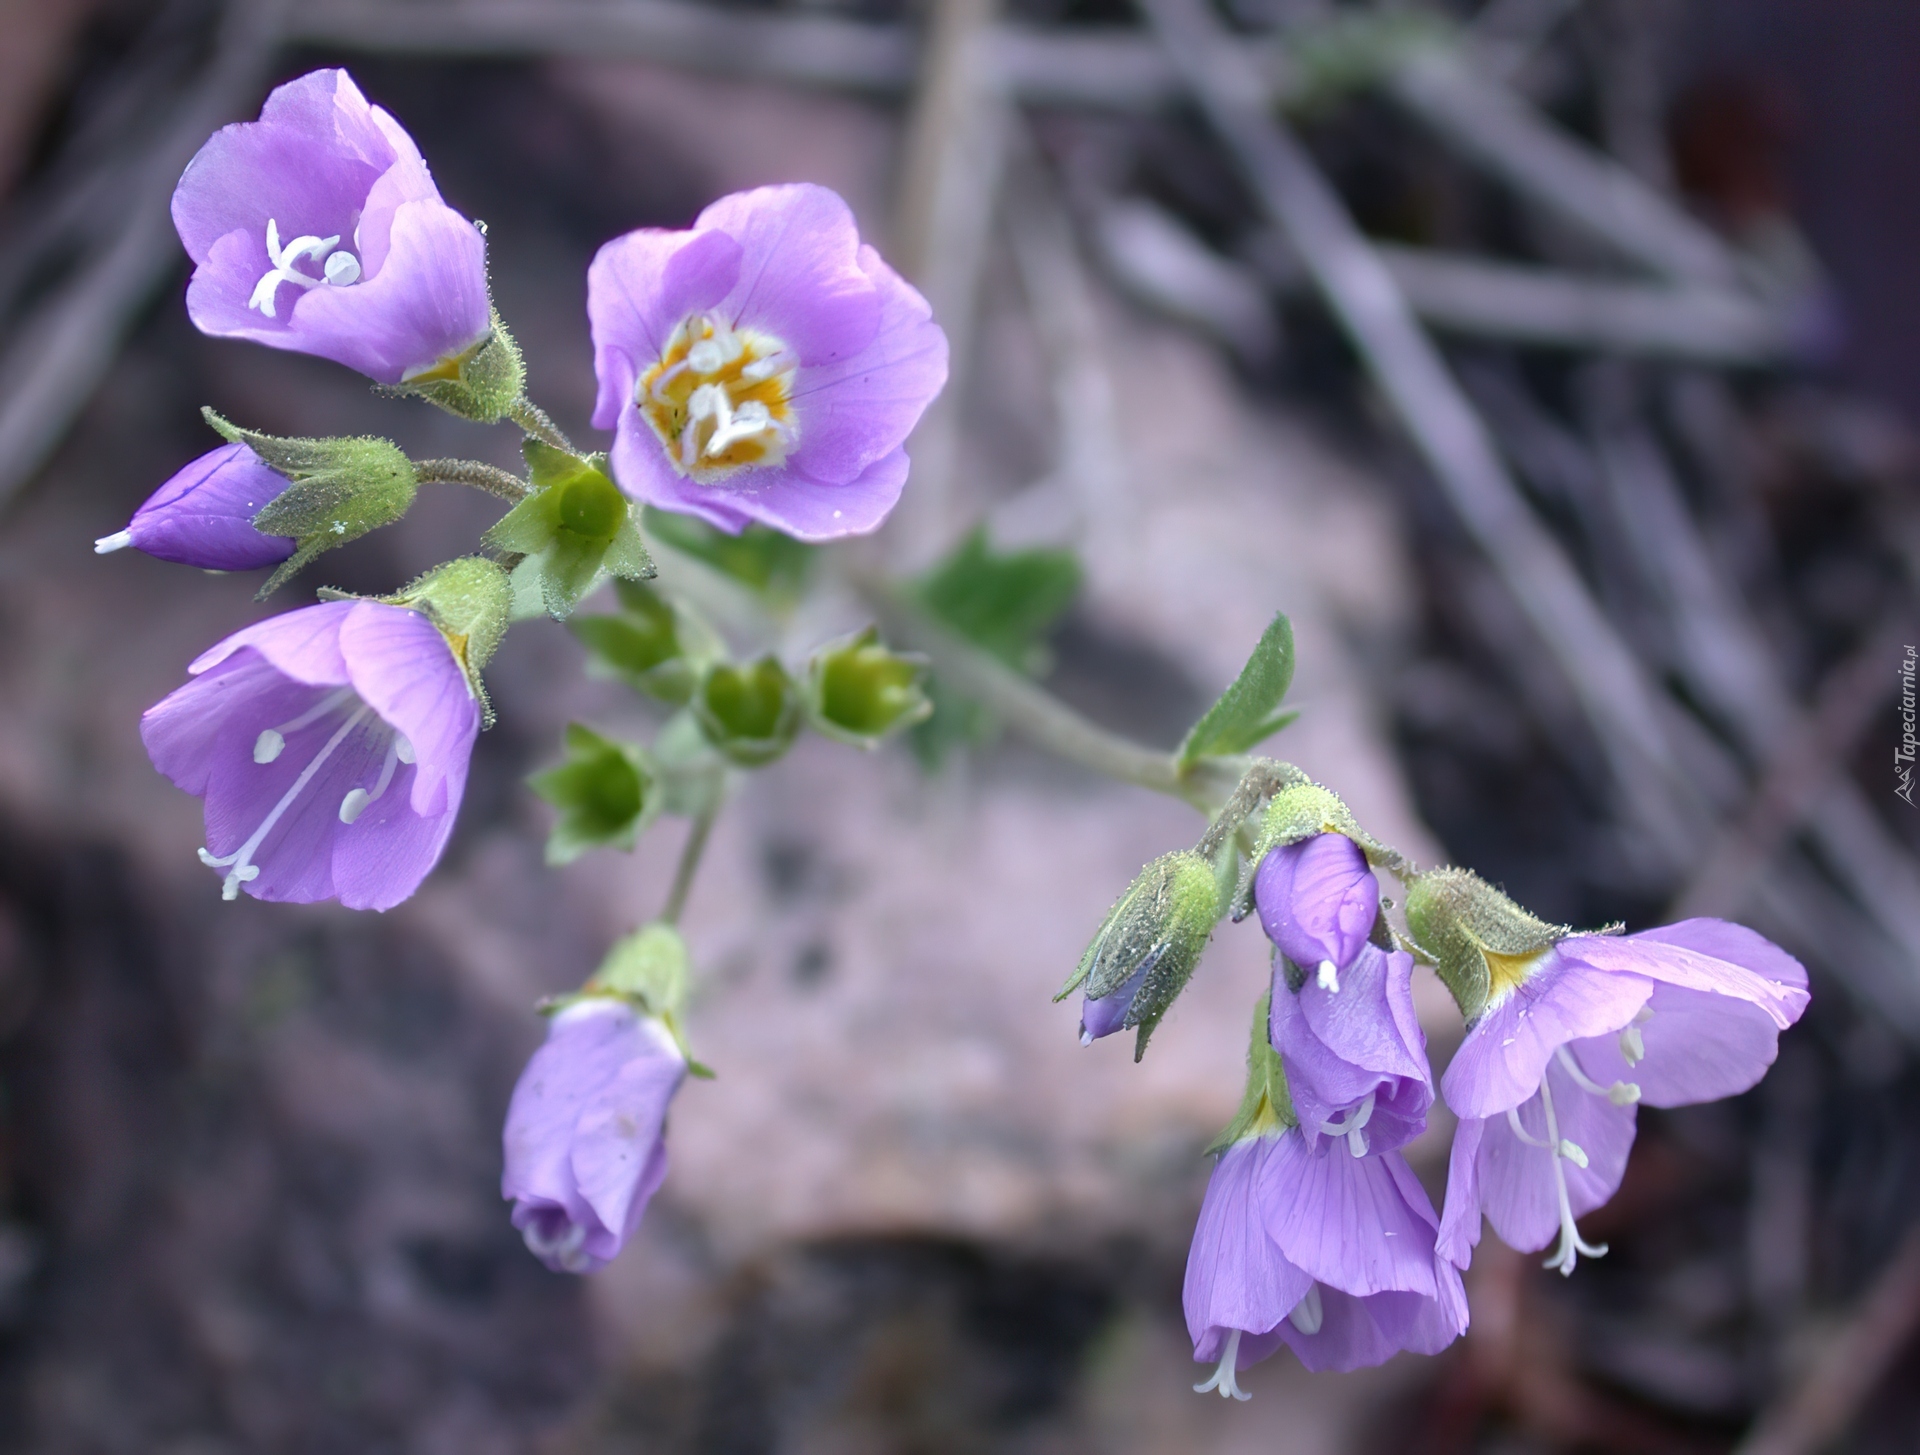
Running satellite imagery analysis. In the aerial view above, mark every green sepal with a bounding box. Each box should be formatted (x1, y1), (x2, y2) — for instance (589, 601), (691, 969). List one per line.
(1178, 613), (1296, 769)
(487, 442), (654, 620)
(1207, 991), (1298, 1154)
(202, 409), (418, 598)
(641, 506), (814, 609)
(528, 723), (658, 864)
(561, 922), (709, 1070)
(569, 579), (721, 705)
(387, 313), (527, 424)
(1229, 782), (1402, 921)
(385, 557), (513, 724)
(692, 656), (802, 768)
(1056, 850), (1221, 1063)
(1403, 867), (1572, 1025)
(806, 627), (931, 747)
(911, 527), (1081, 674)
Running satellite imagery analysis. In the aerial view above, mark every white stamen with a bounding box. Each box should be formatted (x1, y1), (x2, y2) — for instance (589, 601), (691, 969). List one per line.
(520, 1214), (592, 1273)
(1193, 1328), (1251, 1401)
(254, 729), (285, 764)
(339, 788), (370, 824)
(1288, 1284), (1325, 1335)
(1322, 1090), (1376, 1158)
(394, 735), (415, 765)
(1554, 1045), (1640, 1106)
(647, 358), (690, 402)
(739, 348), (795, 382)
(1505, 1105), (1553, 1148)
(94, 530), (133, 554)
(1537, 1074), (1608, 1276)
(1619, 1006), (1653, 1066)
(687, 338), (729, 373)
(1317, 958), (1340, 992)
(1558, 1139), (1589, 1168)
(247, 219), (345, 317)
(705, 399), (777, 457)
(687, 383), (726, 421)
(324, 250), (361, 285)
(200, 705), (370, 899)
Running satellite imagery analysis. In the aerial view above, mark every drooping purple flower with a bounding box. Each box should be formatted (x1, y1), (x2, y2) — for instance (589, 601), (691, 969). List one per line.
(1255, 833), (1380, 988)
(1186, 1128), (1467, 1396)
(172, 69), (491, 384)
(503, 997), (687, 1273)
(1269, 944), (1433, 1158)
(1438, 919), (1808, 1275)
(140, 600), (479, 910)
(94, 442), (295, 571)
(587, 183), (948, 542)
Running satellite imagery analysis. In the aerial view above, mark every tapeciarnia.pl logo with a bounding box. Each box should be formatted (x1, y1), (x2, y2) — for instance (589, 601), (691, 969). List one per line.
(1899, 645), (1917, 806)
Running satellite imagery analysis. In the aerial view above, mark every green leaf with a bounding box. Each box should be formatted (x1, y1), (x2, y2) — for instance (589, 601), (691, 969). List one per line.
(527, 723), (657, 864)
(1176, 613), (1296, 768)
(641, 505), (814, 605)
(911, 528), (1081, 673)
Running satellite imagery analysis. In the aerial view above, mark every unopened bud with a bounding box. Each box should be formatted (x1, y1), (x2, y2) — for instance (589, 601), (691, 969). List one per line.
(1060, 850), (1220, 1061)
(487, 441), (654, 620)
(806, 627), (931, 747)
(692, 656), (802, 768)
(528, 723), (658, 864)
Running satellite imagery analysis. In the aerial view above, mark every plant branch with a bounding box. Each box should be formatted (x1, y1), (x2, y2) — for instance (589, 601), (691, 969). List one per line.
(413, 458), (532, 500)
(508, 398), (574, 452)
(660, 803), (718, 926)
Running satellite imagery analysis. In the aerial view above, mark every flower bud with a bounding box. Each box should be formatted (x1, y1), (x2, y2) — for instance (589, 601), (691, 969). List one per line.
(692, 656), (802, 768)
(487, 440), (654, 620)
(805, 627), (931, 747)
(1060, 850), (1220, 1061)
(1233, 783), (1395, 921)
(203, 408), (417, 596)
(1404, 867), (1568, 1023)
(1254, 832), (1380, 984)
(529, 724), (658, 864)
(95, 442), (296, 570)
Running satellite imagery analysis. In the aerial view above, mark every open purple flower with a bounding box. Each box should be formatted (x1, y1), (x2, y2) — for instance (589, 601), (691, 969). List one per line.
(94, 442), (295, 571)
(140, 599), (478, 910)
(172, 68), (491, 384)
(1438, 919), (1808, 1275)
(1186, 1127), (1467, 1395)
(503, 997), (687, 1273)
(587, 183), (948, 542)
(1269, 944), (1433, 1158)
(1255, 833), (1380, 990)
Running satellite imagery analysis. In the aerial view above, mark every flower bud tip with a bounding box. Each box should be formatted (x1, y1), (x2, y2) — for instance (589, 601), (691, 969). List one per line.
(95, 531), (133, 554)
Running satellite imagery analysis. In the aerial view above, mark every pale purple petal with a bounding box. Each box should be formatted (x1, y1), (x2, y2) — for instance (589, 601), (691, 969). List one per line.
(120, 443), (294, 571)
(1274, 1272), (1467, 1372)
(1560, 927), (1808, 1030)
(1261, 1135), (1439, 1297)
(337, 602), (477, 816)
(1441, 953), (1654, 1119)
(1254, 833), (1380, 972)
(186, 598), (355, 681)
(1636, 918), (1808, 992)
(1079, 955), (1152, 1043)
(694, 184), (881, 365)
(1570, 982), (1788, 1107)
(1437, 1115), (1485, 1270)
(1271, 945), (1431, 1154)
(1183, 1137), (1315, 1352)
(588, 226), (742, 430)
(729, 449), (911, 542)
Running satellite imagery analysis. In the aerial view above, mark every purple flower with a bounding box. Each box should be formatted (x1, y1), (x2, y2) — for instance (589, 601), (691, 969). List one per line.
(140, 600), (479, 910)
(1255, 833), (1380, 988)
(1438, 919), (1808, 1275)
(94, 442), (295, 571)
(587, 183), (948, 542)
(171, 69), (491, 384)
(1269, 944), (1433, 1157)
(1186, 1128), (1467, 1395)
(503, 998), (687, 1273)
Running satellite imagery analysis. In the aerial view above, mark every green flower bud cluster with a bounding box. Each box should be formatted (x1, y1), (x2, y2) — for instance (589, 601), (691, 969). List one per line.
(487, 441), (655, 620)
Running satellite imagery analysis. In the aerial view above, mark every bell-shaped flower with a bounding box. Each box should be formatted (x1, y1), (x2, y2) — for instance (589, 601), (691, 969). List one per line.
(1269, 943), (1433, 1158)
(1254, 831), (1380, 990)
(172, 69), (493, 386)
(140, 598), (481, 909)
(1434, 915), (1808, 1276)
(587, 183), (948, 541)
(94, 442), (295, 571)
(503, 996), (687, 1274)
(1186, 995), (1466, 1397)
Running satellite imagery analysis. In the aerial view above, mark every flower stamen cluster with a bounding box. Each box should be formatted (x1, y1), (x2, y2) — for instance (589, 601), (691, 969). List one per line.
(247, 217), (362, 317)
(637, 313), (798, 480)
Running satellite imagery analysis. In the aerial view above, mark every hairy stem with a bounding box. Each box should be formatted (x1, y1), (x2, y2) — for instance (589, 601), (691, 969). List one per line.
(660, 803), (719, 926)
(414, 458), (531, 501)
(508, 398), (574, 453)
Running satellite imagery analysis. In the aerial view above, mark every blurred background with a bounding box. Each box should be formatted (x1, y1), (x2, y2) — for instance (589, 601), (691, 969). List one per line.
(0, 0), (1917, 1450)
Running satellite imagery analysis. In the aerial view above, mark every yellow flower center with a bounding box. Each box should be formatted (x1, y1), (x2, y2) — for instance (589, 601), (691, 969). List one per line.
(636, 314), (798, 483)
(1483, 946), (1550, 1007)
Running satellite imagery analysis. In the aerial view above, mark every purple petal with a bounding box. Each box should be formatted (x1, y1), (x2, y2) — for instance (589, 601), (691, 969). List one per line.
(1273, 945), (1432, 1154)
(1467, 1057), (1637, 1256)
(1635, 917), (1808, 992)
(328, 781), (459, 912)
(1561, 929), (1808, 1030)
(724, 449), (912, 542)
(1437, 1116), (1485, 1270)
(588, 226), (743, 431)
(186, 599), (355, 681)
(1274, 1273), (1466, 1372)
(1569, 981), (1788, 1108)
(1183, 1137), (1315, 1349)
(1254, 834), (1380, 972)
(121, 443), (295, 571)
(1441, 954), (1654, 1119)
(337, 603), (476, 817)
(1260, 1135), (1439, 1298)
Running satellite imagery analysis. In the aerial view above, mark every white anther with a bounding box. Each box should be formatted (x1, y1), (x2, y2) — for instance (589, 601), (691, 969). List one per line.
(339, 788), (370, 824)
(394, 735), (415, 765)
(687, 338), (728, 373)
(1558, 1139), (1589, 1168)
(1192, 1328), (1251, 1401)
(1554, 1046), (1641, 1107)
(1609, 1082), (1642, 1106)
(1619, 1006), (1653, 1066)
(1288, 1284), (1324, 1335)
(94, 530), (133, 554)
(687, 383), (726, 421)
(739, 349), (795, 382)
(1316, 959), (1340, 992)
(247, 219), (343, 318)
(323, 250), (361, 285)
(254, 729), (286, 764)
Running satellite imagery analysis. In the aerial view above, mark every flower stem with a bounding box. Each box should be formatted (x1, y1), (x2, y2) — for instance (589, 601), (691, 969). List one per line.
(414, 458), (531, 501)
(660, 804), (719, 926)
(508, 398), (575, 453)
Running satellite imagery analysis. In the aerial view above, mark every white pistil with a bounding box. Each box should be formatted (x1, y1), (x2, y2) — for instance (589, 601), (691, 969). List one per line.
(1316, 958), (1341, 992)
(1555, 1045), (1640, 1106)
(1321, 1090), (1376, 1158)
(1537, 1074), (1608, 1276)
(1287, 1284), (1325, 1335)
(339, 734), (406, 824)
(1193, 1328), (1251, 1401)
(1619, 1006), (1653, 1066)
(94, 530), (133, 554)
(247, 217), (360, 318)
(201, 705), (370, 899)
